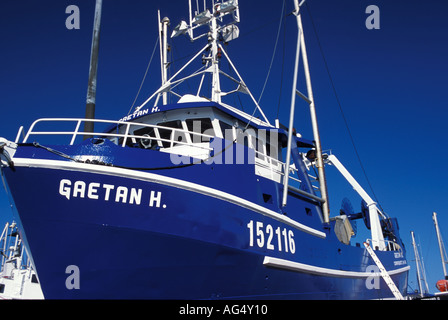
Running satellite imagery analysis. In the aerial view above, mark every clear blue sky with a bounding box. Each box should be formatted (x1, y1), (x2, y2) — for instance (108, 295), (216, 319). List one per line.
(1, 0), (447, 296)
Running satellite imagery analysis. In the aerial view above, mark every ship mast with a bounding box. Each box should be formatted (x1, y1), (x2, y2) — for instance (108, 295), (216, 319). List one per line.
(210, 13), (222, 103)
(135, 0), (270, 125)
(411, 231), (429, 297)
(282, 0), (330, 224)
(433, 212), (448, 280)
(84, 0), (103, 139)
(158, 11), (170, 105)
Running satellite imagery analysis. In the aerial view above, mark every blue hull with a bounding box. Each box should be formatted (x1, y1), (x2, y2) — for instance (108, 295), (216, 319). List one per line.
(2, 141), (408, 299)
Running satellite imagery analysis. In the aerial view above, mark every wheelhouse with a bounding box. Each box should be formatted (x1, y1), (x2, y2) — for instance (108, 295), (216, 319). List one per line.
(105, 99), (292, 182)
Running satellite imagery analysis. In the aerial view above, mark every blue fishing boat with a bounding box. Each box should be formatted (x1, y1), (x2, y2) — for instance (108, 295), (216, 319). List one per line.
(0, 0), (409, 299)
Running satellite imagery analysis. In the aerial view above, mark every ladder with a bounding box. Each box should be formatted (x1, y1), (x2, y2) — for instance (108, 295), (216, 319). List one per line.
(364, 242), (404, 300)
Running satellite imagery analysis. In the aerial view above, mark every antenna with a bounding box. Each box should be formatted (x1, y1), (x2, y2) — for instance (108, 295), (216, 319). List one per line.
(137, 0), (270, 125)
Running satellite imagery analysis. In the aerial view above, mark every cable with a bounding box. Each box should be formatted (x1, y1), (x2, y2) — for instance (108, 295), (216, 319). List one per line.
(276, 7), (287, 119)
(127, 35), (160, 116)
(257, 0), (286, 105)
(304, 2), (384, 212)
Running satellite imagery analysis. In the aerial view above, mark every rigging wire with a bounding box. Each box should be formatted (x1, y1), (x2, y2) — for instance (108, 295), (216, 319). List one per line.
(276, 10), (287, 119)
(127, 35), (160, 116)
(304, 2), (384, 212)
(241, 0), (289, 131)
(257, 0), (286, 105)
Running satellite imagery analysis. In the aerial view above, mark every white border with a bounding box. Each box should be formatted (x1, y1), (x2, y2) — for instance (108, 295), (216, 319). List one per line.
(263, 256), (410, 278)
(13, 158), (327, 239)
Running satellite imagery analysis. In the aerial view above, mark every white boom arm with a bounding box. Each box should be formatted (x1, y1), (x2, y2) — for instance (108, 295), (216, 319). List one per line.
(326, 154), (385, 250)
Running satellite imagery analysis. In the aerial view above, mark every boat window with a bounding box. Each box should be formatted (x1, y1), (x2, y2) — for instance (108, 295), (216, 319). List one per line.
(267, 142), (279, 165)
(244, 135), (250, 148)
(185, 118), (215, 142)
(219, 121), (234, 140)
(157, 120), (186, 148)
(133, 126), (158, 149)
(239, 127), (265, 161)
(251, 136), (265, 161)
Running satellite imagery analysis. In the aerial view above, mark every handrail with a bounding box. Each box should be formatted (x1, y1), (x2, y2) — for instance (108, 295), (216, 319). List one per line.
(22, 118), (214, 152)
(253, 152), (324, 203)
(366, 238), (403, 252)
(20, 117), (325, 205)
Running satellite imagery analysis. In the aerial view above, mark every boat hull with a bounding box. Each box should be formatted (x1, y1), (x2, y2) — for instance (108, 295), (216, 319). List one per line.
(2, 154), (408, 299)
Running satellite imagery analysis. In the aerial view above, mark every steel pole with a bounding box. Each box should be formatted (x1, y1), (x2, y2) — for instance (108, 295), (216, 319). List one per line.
(84, 0), (102, 139)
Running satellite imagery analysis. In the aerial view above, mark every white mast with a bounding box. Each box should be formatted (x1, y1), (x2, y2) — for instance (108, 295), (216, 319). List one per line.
(210, 11), (221, 103)
(411, 231), (429, 297)
(137, 0), (271, 125)
(158, 11), (170, 105)
(324, 154), (385, 249)
(283, 0), (330, 225)
(433, 212), (448, 280)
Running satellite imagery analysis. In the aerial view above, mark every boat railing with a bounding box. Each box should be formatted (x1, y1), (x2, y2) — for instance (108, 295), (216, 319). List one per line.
(21, 118), (214, 152)
(366, 238), (403, 253)
(280, 161), (324, 203)
(251, 147), (319, 189)
(19, 118), (325, 204)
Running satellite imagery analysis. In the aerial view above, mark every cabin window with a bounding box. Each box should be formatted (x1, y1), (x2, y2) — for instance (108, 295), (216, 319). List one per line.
(157, 120), (186, 148)
(243, 135), (250, 148)
(266, 142), (276, 159)
(255, 137), (265, 161)
(219, 121), (233, 140)
(266, 142), (279, 165)
(185, 118), (215, 142)
(133, 126), (157, 149)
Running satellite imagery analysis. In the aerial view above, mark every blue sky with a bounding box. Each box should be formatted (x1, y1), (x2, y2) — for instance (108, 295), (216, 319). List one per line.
(1, 0), (447, 296)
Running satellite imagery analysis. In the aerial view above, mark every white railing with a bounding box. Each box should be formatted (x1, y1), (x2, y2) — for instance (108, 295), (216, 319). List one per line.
(251, 147), (323, 203)
(252, 148), (319, 189)
(19, 117), (324, 203)
(22, 118), (214, 152)
(366, 238), (403, 252)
